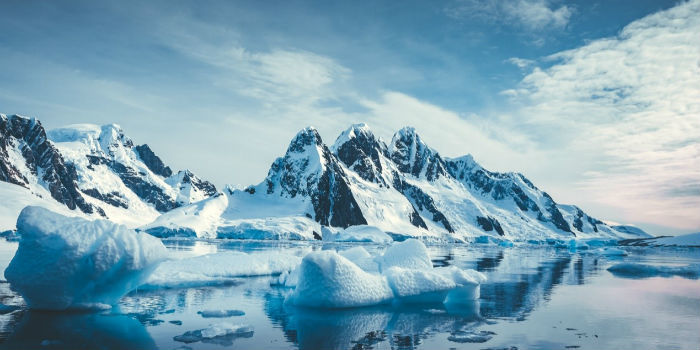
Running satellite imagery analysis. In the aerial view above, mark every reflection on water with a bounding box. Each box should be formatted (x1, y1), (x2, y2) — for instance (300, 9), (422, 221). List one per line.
(0, 311), (156, 350)
(0, 241), (698, 350)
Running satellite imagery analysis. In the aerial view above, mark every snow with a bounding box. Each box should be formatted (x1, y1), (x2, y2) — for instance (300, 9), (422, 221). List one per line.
(607, 263), (700, 279)
(377, 239), (433, 272)
(322, 225), (393, 243)
(286, 250), (394, 308)
(143, 188), (321, 240)
(143, 251), (302, 289)
(640, 232), (700, 247)
(4, 206), (167, 310)
(338, 246), (379, 273)
(0, 182), (86, 232)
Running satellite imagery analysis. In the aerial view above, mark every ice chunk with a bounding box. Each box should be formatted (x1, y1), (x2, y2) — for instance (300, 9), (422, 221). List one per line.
(4, 206), (167, 310)
(377, 239), (433, 272)
(174, 323), (254, 345)
(286, 251), (394, 308)
(339, 246), (379, 273)
(322, 225), (393, 243)
(439, 266), (486, 303)
(607, 263), (700, 279)
(144, 251), (301, 289)
(198, 310), (246, 318)
(384, 267), (455, 303)
(593, 247), (628, 256)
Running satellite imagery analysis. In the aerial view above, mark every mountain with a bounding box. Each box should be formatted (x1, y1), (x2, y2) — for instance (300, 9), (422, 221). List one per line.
(145, 123), (640, 241)
(0, 114), (217, 229)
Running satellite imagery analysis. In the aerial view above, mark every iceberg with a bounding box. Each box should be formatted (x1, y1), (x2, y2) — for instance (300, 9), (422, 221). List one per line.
(286, 250), (394, 308)
(3, 206), (167, 310)
(377, 238), (433, 272)
(286, 239), (485, 308)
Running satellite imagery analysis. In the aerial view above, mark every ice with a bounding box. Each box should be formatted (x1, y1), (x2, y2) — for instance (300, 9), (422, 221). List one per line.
(322, 225), (393, 243)
(440, 266), (487, 303)
(144, 251), (302, 289)
(285, 250), (394, 308)
(607, 263), (700, 279)
(592, 247), (628, 256)
(286, 240), (485, 308)
(198, 310), (246, 318)
(339, 246), (380, 273)
(3, 206), (167, 310)
(174, 323), (254, 345)
(384, 267), (456, 303)
(377, 239), (433, 272)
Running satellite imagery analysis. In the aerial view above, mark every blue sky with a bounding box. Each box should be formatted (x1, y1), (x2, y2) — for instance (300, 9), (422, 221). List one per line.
(1, 0), (698, 235)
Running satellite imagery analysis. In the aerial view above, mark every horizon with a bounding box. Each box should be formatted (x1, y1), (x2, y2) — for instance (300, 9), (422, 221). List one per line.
(1, 0), (698, 235)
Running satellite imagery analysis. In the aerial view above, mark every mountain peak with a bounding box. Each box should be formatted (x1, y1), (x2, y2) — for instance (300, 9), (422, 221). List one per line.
(331, 123), (376, 152)
(389, 126), (447, 181)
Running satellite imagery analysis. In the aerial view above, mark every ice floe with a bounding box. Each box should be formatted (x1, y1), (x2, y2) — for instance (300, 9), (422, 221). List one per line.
(198, 309), (246, 318)
(174, 323), (254, 345)
(143, 251), (302, 289)
(4, 206), (167, 310)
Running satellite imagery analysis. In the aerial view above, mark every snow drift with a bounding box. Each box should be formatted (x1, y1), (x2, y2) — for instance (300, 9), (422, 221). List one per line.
(4, 206), (167, 310)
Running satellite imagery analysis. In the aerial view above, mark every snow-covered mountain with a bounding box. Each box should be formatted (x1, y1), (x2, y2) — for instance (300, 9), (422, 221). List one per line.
(0, 114), (216, 229)
(145, 123), (645, 241)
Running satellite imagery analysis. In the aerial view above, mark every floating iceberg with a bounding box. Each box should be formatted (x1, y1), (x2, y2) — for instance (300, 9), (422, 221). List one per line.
(3, 206), (167, 310)
(286, 250), (394, 308)
(286, 239), (485, 308)
(607, 263), (700, 279)
(322, 225), (393, 243)
(377, 239), (433, 272)
(143, 251), (302, 289)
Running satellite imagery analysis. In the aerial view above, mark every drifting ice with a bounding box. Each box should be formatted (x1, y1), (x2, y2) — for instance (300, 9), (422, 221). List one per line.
(4, 206), (167, 310)
(285, 239), (486, 308)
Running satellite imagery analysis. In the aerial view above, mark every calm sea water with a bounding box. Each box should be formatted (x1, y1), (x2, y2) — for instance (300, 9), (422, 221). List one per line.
(0, 239), (698, 350)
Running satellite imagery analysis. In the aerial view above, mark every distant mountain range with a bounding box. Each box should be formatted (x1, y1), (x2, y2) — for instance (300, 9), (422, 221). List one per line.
(1, 113), (652, 241)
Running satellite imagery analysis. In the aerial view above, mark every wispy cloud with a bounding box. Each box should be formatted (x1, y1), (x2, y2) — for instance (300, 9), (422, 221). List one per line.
(501, 0), (700, 230)
(446, 0), (573, 31)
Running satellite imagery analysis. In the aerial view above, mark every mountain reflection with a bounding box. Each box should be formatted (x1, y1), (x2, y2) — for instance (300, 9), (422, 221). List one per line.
(264, 246), (605, 350)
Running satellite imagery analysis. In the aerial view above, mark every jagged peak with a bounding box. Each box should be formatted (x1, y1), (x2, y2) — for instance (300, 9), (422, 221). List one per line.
(287, 126), (324, 154)
(331, 123), (379, 153)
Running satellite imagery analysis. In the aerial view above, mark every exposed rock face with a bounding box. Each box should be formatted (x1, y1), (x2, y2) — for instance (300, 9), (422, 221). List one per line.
(390, 127), (449, 182)
(264, 127), (366, 228)
(2, 114), (217, 224)
(134, 144), (172, 177)
(0, 114), (100, 215)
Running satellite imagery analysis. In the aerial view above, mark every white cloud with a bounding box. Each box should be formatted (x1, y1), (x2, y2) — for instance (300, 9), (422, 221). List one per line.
(506, 57), (535, 69)
(446, 0), (573, 31)
(502, 0), (700, 230)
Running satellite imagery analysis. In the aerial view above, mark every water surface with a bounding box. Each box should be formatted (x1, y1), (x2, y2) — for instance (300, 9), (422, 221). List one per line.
(0, 240), (698, 350)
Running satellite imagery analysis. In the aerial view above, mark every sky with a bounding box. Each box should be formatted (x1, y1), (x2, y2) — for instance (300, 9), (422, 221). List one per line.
(0, 0), (698, 235)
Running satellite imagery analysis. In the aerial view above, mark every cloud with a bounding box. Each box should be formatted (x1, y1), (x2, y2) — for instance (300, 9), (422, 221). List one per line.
(446, 0), (573, 31)
(506, 57), (535, 69)
(501, 0), (700, 230)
